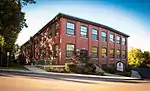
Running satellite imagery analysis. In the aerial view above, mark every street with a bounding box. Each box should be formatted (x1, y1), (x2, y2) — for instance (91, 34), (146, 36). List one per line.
(0, 71), (150, 91)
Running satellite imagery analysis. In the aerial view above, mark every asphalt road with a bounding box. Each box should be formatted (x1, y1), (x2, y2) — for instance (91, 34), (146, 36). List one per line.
(0, 71), (150, 91)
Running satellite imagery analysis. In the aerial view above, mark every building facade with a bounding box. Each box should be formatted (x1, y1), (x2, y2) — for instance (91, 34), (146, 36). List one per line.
(21, 13), (129, 67)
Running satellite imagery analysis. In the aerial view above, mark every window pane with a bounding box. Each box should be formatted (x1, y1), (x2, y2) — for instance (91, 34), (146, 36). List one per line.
(102, 32), (106, 37)
(102, 47), (107, 58)
(80, 26), (88, 38)
(110, 34), (114, 42)
(81, 26), (87, 31)
(117, 49), (120, 58)
(102, 32), (107, 42)
(110, 49), (114, 58)
(92, 29), (98, 34)
(122, 38), (126, 45)
(67, 22), (75, 29)
(116, 36), (121, 44)
(92, 47), (98, 58)
(66, 44), (75, 57)
(66, 22), (75, 35)
(49, 31), (52, 38)
(92, 29), (98, 40)
(67, 29), (75, 35)
(54, 44), (58, 57)
(122, 50), (126, 58)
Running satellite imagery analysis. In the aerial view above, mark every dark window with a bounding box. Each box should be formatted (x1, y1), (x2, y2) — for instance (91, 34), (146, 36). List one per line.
(122, 37), (126, 45)
(49, 31), (52, 39)
(110, 49), (114, 58)
(116, 36), (121, 44)
(92, 29), (98, 40)
(40, 34), (42, 41)
(102, 31), (107, 42)
(116, 49), (121, 58)
(54, 44), (58, 57)
(122, 50), (126, 59)
(66, 22), (75, 36)
(55, 22), (59, 36)
(109, 64), (114, 67)
(44, 48), (46, 57)
(102, 64), (107, 69)
(40, 48), (42, 56)
(102, 47), (107, 58)
(66, 44), (75, 58)
(110, 33), (114, 43)
(49, 27), (52, 39)
(92, 47), (98, 58)
(80, 26), (88, 38)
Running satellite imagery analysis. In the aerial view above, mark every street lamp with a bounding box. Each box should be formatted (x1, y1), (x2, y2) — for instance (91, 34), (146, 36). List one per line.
(7, 52), (10, 68)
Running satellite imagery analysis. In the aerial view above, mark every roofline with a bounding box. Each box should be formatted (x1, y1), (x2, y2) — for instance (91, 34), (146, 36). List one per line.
(58, 13), (130, 37)
(21, 13), (130, 47)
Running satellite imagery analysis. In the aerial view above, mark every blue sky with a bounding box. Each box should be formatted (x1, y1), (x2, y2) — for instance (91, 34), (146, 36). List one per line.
(16, 0), (150, 51)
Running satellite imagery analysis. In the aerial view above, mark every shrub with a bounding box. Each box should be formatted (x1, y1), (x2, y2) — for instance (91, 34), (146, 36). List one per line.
(108, 66), (116, 74)
(49, 66), (54, 72)
(65, 62), (75, 72)
(58, 68), (66, 73)
(84, 63), (96, 74)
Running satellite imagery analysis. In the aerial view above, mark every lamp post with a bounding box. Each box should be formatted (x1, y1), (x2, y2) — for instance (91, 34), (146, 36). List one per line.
(7, 52), (10, 68)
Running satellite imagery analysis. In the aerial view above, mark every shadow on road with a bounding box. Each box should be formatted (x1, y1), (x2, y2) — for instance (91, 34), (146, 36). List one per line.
(0, 70), (149, 84)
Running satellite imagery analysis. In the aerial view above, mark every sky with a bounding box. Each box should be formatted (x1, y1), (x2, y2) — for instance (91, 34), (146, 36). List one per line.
(16, 0), (150, 51)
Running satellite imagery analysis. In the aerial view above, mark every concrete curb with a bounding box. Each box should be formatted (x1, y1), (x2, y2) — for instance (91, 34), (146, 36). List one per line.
(0, 69), (141, 80)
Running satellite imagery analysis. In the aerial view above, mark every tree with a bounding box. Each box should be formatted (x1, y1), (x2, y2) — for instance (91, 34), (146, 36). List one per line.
(141, 51), (150, 67)
(0, 0), (35, 65)
(128, 48), (144, 68)
(128, 48), (150, 68)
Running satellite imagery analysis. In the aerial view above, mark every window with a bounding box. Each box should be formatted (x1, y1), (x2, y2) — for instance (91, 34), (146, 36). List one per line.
(92, 47), (98, 58)
(66, 22), (75, 36)
(44, 48), (46, 57)
(110, 33), (114, 43)
(40, 48), (42, 56)
(55, 22), (59, 36)
(122, 50), (126, 59)
(116, 36), (121, 44)
(122, 37), (126, 45)
(49, 27), (52, 38)
(110, 49), (114, 58)
(102, 31), (107, 42)
(102, 47), (107, 58)
(54, 44), (58, 57)
(44, 32), (46, 41)
(40, 34), (42, 41)
(109, 64), (114, 67)
(66, 44), (75, 58)
(49, 31), (52, 39)
(80, 26), (88, 38)
(116, 49), (121, 58)
(92, 29), (98, 40)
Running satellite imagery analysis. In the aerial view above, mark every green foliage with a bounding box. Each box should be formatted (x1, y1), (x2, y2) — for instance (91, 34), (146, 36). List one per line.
(65, 62), (75, 72)
(128, 48), (144, 68)
(128, 48), (150, 68)
(49, 66), (54, 71)
(84, 63), (96, 74)
(0, 35), (5, 46)
(102, 66), (116, 74)
(0, 0), (35, 51)
(49, 66), (66, 73)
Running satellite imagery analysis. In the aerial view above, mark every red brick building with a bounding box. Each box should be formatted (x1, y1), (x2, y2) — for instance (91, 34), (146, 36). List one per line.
(21, 13), (129, 68)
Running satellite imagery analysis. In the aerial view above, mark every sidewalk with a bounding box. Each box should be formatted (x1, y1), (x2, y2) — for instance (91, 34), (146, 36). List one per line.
(24, 65), (47, 73)
(3, 65), (138, 80)
(0, 65), (141, 80)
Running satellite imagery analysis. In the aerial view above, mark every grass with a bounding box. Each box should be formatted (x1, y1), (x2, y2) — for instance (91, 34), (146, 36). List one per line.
(0, 64), (28, 70)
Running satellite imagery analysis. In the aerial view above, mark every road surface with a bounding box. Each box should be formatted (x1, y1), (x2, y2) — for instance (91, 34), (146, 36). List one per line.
(0, 71), (149, 91)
